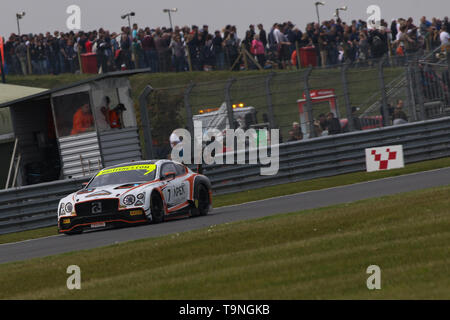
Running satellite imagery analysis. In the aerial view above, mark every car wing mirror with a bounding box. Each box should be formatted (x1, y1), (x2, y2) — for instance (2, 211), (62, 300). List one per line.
(162, 172), (176, 181)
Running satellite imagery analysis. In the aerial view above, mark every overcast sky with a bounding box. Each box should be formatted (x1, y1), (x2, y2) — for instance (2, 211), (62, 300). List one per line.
(1, 0), (449, 38)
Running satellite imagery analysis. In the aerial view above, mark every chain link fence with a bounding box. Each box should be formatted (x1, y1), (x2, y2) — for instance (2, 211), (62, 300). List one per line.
(139, 53), (449, 160)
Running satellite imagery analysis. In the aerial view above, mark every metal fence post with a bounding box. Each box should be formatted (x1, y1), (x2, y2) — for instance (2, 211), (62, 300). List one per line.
(139, 85), (154, 159)
(341, 62), (355, 131)
(265, 72), (276, 129)
(447, 49), (450, 71)
(378, 57), (390, 126)
(304, 67), (315, 138)
(184, 82), (196, 136)
(225, 78), (236, 129)
(184, 82), (196, 164)
(413, 60), (426, 121)
(405, 64), (417, 122)
(295, 41), (301, 68)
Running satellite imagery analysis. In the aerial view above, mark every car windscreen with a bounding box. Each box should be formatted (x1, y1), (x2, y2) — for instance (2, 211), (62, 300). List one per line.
(87, 164), (157, 188)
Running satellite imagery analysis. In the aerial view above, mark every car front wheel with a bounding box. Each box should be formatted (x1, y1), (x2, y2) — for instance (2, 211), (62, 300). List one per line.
(150, 192), (165, 224)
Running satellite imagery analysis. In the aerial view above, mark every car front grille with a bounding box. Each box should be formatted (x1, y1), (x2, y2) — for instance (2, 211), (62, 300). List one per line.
(75, 199), (119, 217)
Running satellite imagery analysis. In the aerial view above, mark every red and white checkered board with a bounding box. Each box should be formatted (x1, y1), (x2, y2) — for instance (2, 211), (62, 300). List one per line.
(365, 145), (404, 172)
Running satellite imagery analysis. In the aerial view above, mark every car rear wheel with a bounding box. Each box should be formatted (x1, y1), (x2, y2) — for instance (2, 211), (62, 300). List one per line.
(150, 192), (165, 224)
(196, 184), (210, 216)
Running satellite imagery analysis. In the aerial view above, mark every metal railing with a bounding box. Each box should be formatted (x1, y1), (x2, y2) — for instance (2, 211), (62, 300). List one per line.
(139, 55), (449, 160)
(201, 116), (450, 194)
(0, 177), (89, 235)
(1, 115), (450, 235)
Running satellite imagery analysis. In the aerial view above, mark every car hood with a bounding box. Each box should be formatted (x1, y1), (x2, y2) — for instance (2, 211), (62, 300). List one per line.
(70, 181), (160, 203)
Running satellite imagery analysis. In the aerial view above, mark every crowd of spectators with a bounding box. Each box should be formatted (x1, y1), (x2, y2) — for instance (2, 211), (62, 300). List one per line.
(285, 97), (412, 142)
(2, 15), (449, 76)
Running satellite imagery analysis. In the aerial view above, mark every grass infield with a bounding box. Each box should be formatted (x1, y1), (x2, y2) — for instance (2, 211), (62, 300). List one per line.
(1, 156), (450, 245)
(0, 184), (449, 299)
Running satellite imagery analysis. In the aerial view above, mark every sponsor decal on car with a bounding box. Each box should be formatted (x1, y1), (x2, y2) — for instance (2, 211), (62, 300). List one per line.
(96, 164), (156, 177)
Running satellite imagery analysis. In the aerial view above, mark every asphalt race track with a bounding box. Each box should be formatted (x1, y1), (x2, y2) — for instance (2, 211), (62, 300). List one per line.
(1, 167), (450, 264)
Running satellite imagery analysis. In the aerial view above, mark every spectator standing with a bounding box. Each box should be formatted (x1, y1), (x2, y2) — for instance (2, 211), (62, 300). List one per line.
(326, 26), (339, 65)
(251, 34), (266, 68)
(15, 36), (28, 75)
(212, 30), (224, 70)
(287, 130), (298, 141)
(391, 19), (398, 41)
(351, 107), (362, 130)
(318, 113), (329, 132)
(29, 39), (41, 74)
(429, 26), (441, 50)
(120, 33), (133, 69)
(318, 22), (329, 66)
(103, 31), (114, 71)
(267, 23), (277, 58)
(58, 33), (67, 74)
(370, 27), (389, 61)
(292, 122), (303, 140)
(440, 25), (450, 50)
(170, 34), (186, 72)
(248, 25), (256, 39)
(202, 34), (215, 71)
(142, 31), (158, 72)
(132, 23), (138, 39)
(132, 36), (144, 69)
(392, 100), (408, 125)
(186, 33), (199, 71)
(258, 24), (267, 49)
(420, 16), (431, 38)
(85, 33), (94, 53)
(358, 32), (369, 65)
(95, 33), (108, 72)
(64, 38), (77, 73)
(224, 31), (239, 70)
(200, 25), (209, 45)
(396, 24), (417, 60)
(41, 40), (51, 74)
(326, 112), (342, 135)
(278, 25), (291, 69)
(242, 30), (253, 54)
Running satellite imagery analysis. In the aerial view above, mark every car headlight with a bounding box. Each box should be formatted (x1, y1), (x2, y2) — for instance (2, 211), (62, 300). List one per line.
(65, 203), (73, 214)
(123, 195), (136, 206)
(135, 193), (145, 206)
(59, 203), (65, 216)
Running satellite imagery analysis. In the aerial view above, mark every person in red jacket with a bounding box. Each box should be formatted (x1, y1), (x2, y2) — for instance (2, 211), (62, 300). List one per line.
(70, 103), (94, 135)
(108, 103), (126, 129)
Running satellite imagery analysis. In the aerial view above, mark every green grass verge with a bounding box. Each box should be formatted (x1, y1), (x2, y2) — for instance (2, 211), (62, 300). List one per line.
(212, 157), (450, 207)
(0, 184), (449, 299)
(1, 156), (450, 245)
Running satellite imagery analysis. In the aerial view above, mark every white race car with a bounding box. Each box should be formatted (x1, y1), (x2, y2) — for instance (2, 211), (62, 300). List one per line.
(57, 160), (212, 235)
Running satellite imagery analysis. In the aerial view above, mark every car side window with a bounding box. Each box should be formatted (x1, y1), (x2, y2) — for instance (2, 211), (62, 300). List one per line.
(160, 163), (177, 178)
(175, 164), (186, 176)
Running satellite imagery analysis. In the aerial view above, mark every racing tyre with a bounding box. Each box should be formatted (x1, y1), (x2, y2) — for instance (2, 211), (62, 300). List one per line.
(196, 184), (210, 216)
(150, 192), (165, 224)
